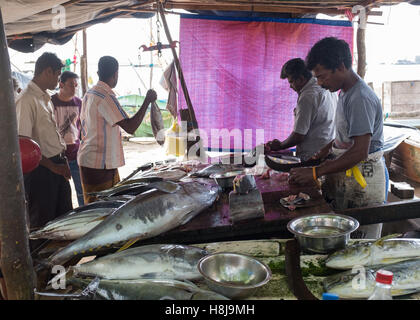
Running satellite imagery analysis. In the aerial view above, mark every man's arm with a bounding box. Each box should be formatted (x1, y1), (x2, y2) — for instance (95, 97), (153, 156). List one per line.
(39, 156), (71, 180)
(279, 132), (305, 150)
(316, 134), (371, 176)
(289, 134), (371, 185)
(117, 89), (157, 135)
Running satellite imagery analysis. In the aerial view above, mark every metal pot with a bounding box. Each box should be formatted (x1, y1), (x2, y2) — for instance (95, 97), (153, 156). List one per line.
(198, 252), (272, 299)
(287, 214), (360, 254)
(210, 170), (244, 190)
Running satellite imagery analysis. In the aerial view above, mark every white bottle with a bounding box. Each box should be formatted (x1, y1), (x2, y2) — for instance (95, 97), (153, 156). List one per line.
(368, 269), (393, 300)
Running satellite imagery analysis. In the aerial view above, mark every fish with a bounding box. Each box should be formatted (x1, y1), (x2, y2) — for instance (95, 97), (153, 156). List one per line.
(325, 235), (420, 270)
(67, 278), (229, 300)
(48, 181), (220, 265)
(191, 164), (243, 178)
(29, 200), (126, 240)
(120, 168), (187, 185)
(72, 244), (207, 280)
(88, 180), (180, 198)
(150, 101), (165, 145)
(323, 258), (420, 299)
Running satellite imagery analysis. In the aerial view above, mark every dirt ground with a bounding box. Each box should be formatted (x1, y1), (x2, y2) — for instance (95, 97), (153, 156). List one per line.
(69, 139), (174, 208)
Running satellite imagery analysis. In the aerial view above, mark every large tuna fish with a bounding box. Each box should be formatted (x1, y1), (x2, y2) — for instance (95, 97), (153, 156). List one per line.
(326, 235), (420, 270)
(72, 244), (207, 280)
(67, 278), (229, 300)
(29, 200), (126, 240)
(323, 258), (420, 299)
(48, 181), (220, 265)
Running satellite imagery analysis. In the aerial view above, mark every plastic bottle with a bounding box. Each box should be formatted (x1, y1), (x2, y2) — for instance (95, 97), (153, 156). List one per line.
(367, 269), (393, 300)
(322, 293), (339, 300)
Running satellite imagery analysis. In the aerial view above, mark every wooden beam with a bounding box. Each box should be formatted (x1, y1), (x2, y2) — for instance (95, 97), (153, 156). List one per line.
(157, 1), (201, 157)
(80, 28), (88, 97)
(0, 8), (35, 300)
(356, 16), (367, 78)
(337, 199), (420, 225)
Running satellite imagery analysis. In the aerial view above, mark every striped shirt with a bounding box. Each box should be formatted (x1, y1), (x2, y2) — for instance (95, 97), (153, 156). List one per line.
(77, 81), (128, 169)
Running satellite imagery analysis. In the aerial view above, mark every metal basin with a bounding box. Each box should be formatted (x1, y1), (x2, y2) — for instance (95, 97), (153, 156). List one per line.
(210, 170), (244, 190)
(287, 214), (360, 254)
(198, 252), (272, 299)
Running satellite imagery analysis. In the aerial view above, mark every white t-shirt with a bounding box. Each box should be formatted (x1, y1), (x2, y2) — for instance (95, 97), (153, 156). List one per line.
(16, 81), (66, 158)
(293, 77), (337, 161)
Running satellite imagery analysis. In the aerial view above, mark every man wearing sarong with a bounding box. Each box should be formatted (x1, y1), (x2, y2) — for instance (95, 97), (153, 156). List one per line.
(77, 56), (157, 203)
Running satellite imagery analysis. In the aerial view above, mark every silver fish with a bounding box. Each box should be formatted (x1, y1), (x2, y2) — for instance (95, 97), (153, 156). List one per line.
(88, 181), (180, 198)
(323, 259), (420, 299)
(150, 101), (165, 145)
(192, 164), (243, 178)
(72, 244), (207, 280)
(29, 201), (125, 240)
(48, 181), (220, 265)
(68, 278), (229, 300)
(326, 235), (420, 270)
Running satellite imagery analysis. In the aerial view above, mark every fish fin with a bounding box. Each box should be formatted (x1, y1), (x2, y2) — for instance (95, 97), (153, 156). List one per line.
(116, 237), (141, 252)
(378, 257), (409, 265)
(90, 215), (109, 223)
(374, 233), (402, 246)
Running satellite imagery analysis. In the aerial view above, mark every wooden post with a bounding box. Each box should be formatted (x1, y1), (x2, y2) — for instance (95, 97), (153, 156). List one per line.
(80, 29), (88, 96)
(356, 13), (367, 79)
(157, 1), (201, 157)
(0, 9), (36, 300)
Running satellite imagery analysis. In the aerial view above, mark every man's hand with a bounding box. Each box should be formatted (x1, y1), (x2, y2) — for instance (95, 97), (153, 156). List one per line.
(265, 139), (282, 153)
(289, 167), (315, 185)
(145, 89), (157, 104)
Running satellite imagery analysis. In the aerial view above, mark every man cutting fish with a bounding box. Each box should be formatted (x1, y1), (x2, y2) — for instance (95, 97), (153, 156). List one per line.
(289, 37), (388, 239)
(264, 58), (337, 161)
(77, 56), (157, 203)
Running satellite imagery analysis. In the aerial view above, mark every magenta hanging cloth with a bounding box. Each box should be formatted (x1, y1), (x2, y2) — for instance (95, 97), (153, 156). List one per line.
(178, 15), (353, 152)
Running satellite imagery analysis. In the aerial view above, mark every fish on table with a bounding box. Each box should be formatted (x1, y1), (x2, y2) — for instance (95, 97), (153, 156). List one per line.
(29, 200), (126, 241)
(71, 244), (208, 281)
(325, 235), (420, 270)
(67, 278), (229, 300)
(191, 164), (244, 178)
(323, 258), (420, 299)
(88, 180), (180, 199)
(47, 181), (220, 265)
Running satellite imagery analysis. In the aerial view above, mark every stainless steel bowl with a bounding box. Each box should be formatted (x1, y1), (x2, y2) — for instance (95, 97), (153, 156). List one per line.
(210, 170), (244, 190)
(197, 252), (272, 299)
(287, 214), (360, 254)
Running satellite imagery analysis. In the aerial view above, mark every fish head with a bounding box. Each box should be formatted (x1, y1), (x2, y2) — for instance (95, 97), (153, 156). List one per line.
(323, 268), (376, 299)
(160, 244), (208, 269)
(181, 181), (221, 202)
(325, 241), (373, 269)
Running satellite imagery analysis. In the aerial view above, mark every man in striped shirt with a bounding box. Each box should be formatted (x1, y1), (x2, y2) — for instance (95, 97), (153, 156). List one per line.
(77, 56), (157, 203)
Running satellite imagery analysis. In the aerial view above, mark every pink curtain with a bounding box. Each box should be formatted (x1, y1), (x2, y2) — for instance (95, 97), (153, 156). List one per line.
(178, 15), (353, 151)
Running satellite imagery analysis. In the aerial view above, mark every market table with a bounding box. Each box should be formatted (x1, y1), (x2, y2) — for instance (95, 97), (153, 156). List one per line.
(137, 173), (332, 245)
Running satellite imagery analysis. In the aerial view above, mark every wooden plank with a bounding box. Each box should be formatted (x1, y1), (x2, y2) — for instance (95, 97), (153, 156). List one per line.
(337, 198), (420, 225)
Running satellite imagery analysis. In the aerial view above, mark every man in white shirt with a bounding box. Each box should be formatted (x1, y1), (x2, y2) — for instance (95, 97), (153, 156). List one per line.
(265, 58), (337, 161)
(16, 52), (72, 233)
